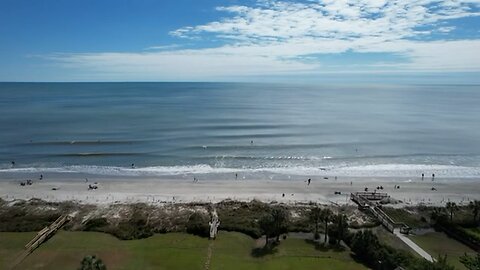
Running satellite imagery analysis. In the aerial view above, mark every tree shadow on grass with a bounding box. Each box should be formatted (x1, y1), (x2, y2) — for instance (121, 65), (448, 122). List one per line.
(349, 253), (373, 269)
(251, 242), (279, 258)
(304, 239), (346, 252)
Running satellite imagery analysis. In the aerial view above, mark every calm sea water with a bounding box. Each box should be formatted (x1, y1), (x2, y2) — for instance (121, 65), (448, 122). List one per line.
(1, 82), (479, 179)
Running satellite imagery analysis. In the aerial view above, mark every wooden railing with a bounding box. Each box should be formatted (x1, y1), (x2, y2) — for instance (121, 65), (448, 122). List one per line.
(351, 192), (410, 234)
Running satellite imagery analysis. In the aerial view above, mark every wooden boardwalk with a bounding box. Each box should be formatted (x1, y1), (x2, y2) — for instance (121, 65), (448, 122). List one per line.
(350, 192), (410, 234)
(349, 192), (436, 260)
(9, 214), (70, 269)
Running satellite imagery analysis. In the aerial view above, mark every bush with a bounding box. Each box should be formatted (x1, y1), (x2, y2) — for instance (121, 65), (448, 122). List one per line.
(0, 207), (60, 232)
(382, 207), (429, 228)
(186, 212), (209, 237)
(109, 207), (153, 240)
(289, 212), (311, 233)
(433, 218), (480, 251)
(348, 230), (453, 270)
(460, 253), (480, 270)
(84, 218), (109, 231)
(79, 255), (107, 270)
(259, 206), (290, 245)
(217, 200), (270, 238)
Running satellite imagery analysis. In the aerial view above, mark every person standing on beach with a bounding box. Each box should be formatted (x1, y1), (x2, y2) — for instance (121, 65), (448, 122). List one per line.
(307, 178), (311, 185)
(235, 173), (238, 180)
(422, 173), (424, 180)
(432, 173), (435, 181)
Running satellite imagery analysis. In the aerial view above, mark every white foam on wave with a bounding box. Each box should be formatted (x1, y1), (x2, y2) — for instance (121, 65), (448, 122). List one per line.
(327, 164), (480, 178)
(1, 163), (479, 178)
(0, 165), (238, 176)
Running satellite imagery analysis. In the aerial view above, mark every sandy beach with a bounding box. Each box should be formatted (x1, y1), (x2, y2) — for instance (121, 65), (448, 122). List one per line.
(1, 173), (479, 206)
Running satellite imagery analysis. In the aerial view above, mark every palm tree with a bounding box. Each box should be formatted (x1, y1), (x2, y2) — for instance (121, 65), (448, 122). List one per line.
(330, 214), (348, 245)
(430, 207), (448, 224)
(446, 202), (458, 222)
(469, 200), (480, 224)
(350, 230), (380, 262)
(309, 207), (322, 240)
(259, 214), (274, 246)
(320, 208), (333, 244)
(271, 207), (289, 242)
(259, 206), (290, 246)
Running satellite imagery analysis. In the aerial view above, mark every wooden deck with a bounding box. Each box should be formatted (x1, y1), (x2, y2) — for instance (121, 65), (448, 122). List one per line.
(351, 192), (410, 234)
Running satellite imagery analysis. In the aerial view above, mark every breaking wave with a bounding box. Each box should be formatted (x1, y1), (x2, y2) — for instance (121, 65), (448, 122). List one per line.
(1, 163), (479, 178)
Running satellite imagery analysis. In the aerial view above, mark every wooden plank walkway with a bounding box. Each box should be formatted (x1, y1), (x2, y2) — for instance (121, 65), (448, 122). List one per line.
(351, 192), (410, 233)
(350, 192), (435, 261)
(9, 214), (70, 269)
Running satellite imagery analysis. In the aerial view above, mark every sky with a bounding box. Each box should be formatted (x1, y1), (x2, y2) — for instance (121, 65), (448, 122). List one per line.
(1, 0), (480, 83)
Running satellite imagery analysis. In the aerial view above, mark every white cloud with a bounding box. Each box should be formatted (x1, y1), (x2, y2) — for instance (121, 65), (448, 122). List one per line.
(143, 44), (182, 51)
(437, 26), (456, 33)
(48, 49), (317, 81)
(172, 0), (479, 42)
(47, 0), (480, 80)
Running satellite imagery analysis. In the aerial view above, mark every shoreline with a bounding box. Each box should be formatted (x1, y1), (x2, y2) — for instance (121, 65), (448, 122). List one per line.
(1, 174), (479, 207)
(1, 162), (479, 180)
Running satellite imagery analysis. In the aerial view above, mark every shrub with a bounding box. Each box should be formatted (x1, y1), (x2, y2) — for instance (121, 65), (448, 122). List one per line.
(348, 230), (453, 270)
(84, 218), (109, 231)
(259, 206), (290, 245)
(79, 255), (107, 270)
(186, 212), (209, 237)
(0, 207), (60, 232)
(217, 200), (270, 238)
(109, 207), (153, 240)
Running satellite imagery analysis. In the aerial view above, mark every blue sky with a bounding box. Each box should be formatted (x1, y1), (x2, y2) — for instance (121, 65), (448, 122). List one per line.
(1, 0), (480, 82)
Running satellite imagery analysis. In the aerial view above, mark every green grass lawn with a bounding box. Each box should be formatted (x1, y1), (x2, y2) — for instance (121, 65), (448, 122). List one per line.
(0, 232), (37, 269)
(409, 231), (477, 270)
(371, 226), (420, 257)
(211, 232), (368, 270)
(461, 226), (480, 239)
(0, 231), (368, 270)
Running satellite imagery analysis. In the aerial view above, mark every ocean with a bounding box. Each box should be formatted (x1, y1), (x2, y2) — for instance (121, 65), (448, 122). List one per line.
(1, 82), (479, 180)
